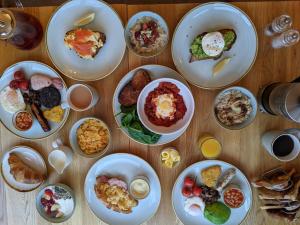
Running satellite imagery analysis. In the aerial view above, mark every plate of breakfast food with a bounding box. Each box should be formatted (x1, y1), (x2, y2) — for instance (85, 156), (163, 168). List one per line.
(0, 61), (69, 139)
(46, 0), (126, 81)
(69, 117), (111, 158)
(0, 146), (47, 192)
(112, 64), (193, 145)
(84, 153), (161, 225)
(172, 160), (252, 225)
(214, 86), (257, 130)
(125, 11), (169, 57)
(172, 2), (258, 89)
(252, 167), (300, 222)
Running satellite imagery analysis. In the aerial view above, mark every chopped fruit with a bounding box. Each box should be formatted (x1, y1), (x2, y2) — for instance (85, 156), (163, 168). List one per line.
(51, 204), (61, 211)
(14, 70), (25, 80)
(192, 186), (203, 197)
(184, 176), (195, 188)
(45, 189), (53, 197)
(182, 186), (193, 197)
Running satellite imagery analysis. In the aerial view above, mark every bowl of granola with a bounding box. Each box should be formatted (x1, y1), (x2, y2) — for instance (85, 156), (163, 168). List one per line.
(125, 11), (169, 57)
(69, 117), (111, 158)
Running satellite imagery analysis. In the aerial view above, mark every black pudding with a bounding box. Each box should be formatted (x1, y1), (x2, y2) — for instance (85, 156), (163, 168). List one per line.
(39, 86), (61, 108)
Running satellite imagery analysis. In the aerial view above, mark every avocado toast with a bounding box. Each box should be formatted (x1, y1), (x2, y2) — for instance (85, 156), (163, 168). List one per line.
(190, 29), (236, 62)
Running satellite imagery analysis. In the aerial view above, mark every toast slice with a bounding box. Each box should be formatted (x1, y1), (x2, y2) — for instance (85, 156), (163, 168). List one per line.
(64, 28), (106, 60)
(189, 29), (236, 63)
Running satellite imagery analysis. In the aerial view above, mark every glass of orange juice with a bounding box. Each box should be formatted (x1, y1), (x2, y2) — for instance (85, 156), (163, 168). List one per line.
(198, 134), (222, 159)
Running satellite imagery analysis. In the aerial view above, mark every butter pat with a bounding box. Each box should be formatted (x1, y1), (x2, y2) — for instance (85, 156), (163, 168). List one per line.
(129, 177), (150, 199)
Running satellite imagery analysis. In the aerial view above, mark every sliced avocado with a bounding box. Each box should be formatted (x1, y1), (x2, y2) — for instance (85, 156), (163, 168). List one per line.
(223, 31), (236, 51)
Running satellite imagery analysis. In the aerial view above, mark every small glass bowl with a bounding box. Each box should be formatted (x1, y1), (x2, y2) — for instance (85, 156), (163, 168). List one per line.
(160, 147), (181, 169)
(12, 110), (33, 131)
(129, 176), (150, 200)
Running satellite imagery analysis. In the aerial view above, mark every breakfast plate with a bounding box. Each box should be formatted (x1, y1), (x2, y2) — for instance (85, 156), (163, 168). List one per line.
(112, 64), (191, 145)
(46, 0), (126, 81)
(0, 61), (69, 139)
(172, 2), (258, 89)
(172, 160), (252, 225)
(0, 146), (47, 192)
(84, 153), (161, 225)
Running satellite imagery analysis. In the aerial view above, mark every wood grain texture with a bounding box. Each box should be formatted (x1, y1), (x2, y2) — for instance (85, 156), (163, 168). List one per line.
(1, 1), (300, 225)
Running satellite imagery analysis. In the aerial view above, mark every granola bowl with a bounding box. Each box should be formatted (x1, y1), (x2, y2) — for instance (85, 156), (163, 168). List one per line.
(69, 117), (111, 158)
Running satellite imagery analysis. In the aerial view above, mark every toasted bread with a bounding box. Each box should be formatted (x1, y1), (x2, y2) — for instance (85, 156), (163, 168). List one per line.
(64, 28), (106, 60)
(201, 165), (222, 188)
(190, 29), (236, 63)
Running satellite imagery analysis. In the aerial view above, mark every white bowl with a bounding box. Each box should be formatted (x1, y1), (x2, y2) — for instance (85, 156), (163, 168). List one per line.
(137, 78), (195, 135)
(125, 11), (169, 57)
(214, 86), (257, 130)
(69, 117), (111, 158)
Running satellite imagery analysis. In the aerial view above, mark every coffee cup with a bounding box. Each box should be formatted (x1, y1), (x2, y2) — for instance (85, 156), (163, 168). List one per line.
(61, 84), (99, 111)
(261, 130), (300, 161)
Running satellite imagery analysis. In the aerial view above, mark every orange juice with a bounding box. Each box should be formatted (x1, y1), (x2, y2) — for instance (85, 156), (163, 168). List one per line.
(198, 134), (222, 159)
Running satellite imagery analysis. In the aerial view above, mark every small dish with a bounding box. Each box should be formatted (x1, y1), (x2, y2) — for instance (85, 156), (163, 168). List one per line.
(137, 78), (195, 135)
(129, 176), (150, 200)
(125, 11), (169, 58)
(12, 110), (33, 131)
(223, 184), (245, 208)
(213, 86), (257, 130)
(160, 147), (181, 168)
(36, 183), (76, 223)
(69, 117), (111, 158)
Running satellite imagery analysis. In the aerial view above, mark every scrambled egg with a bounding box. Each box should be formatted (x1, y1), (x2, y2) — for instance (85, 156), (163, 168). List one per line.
(43, 106), (64, 123)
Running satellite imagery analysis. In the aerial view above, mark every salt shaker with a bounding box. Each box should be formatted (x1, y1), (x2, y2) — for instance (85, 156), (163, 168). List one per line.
(271, 29), (299, 49)
(264, 15), (292, 36)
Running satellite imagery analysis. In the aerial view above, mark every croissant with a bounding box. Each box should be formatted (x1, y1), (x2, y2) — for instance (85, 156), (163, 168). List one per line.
(8, 153), (44, 184)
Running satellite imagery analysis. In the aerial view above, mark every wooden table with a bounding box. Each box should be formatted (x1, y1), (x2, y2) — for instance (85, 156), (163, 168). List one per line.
(1, 1), (300, 225)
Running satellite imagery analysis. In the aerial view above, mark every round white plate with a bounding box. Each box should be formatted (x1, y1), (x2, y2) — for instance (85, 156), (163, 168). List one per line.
(0, 61), (69, 139)
(172, 2), (258, 89)
(84, 153), (161, 225)
(46, 0), (126, 81)
(112, 64), (190, 146)
(172, 160), (252, 225)
(1, 146), (47, 192)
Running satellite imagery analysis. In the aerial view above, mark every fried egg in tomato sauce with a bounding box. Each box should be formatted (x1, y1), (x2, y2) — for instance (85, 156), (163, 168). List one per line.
(144, 82), (187, 127)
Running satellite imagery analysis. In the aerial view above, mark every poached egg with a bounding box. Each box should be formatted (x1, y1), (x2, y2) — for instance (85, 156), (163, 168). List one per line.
(202, 31), (225, 57)
(152, 93), (176, 119)
(0, 86), (26, 113)
(184, 196), (205, 216)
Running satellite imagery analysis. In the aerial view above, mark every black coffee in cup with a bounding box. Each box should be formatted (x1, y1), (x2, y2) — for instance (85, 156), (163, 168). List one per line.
(273, 135), (294, 157)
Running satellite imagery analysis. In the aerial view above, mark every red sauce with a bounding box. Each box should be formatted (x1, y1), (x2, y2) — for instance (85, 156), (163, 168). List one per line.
(224, 188), (244, 208)
(144, 82), (187, 127)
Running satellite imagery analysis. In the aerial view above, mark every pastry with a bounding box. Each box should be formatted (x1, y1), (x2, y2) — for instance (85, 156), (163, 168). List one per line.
(201, 165), (222, 188)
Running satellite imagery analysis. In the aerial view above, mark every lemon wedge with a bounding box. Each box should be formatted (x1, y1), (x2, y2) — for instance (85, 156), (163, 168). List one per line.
(212, 57), (231, 77)
(74, 13), (95, 27)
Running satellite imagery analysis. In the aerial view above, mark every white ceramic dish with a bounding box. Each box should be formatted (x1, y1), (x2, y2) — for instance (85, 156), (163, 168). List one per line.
(172, 2), (258, 89)
(84, 153), (161, 225)
(172, 160), (252, 225)
(0, 61), (69, 139)
(112, 65), (190, 145)
(137, 78), (195, 135)
(46, 0), (126, 81)
(214, 86), (257, 130)
(125, 11), (169, 57)
(0, 146), (47, 192)
(69, 117), (111, 158)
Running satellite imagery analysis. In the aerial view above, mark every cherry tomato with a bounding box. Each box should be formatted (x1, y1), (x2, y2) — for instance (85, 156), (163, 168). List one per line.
(14, 70), (25, 80)
(9, 80), (19, 89)
(192, 186), (202, 197)
(182, 186), (193, 197)
(184, 176), (195, 188)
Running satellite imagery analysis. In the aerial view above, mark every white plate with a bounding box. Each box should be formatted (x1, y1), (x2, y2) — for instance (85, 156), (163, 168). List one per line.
(69, 117), (111, 158)
(0, 61), (69, 139)
(112, 65), (190, 145)
(137, 78), (195, 135)
(84, 153), (161, 225)
(172, 160), (252, 225)
(46, 0), (126, 81)
(172, 2), (258, 89)
(0, 146), (47, 192)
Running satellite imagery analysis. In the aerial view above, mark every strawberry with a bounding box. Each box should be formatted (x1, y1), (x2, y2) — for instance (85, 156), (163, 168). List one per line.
(14, 70), (25, 80)
(182, 186), (193, 197)
(183, 176), (195, 188)
(192, 186), (202, 197)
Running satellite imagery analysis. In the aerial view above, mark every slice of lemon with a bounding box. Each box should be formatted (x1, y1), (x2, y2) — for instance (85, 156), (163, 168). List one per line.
(212, 57), (231, 77)
(74, 13), (95, 27)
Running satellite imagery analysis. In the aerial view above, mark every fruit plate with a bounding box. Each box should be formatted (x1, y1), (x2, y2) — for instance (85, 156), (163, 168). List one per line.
(46, 0), (126, 81)
(172, 2), (258, 89)
(0, 61), (69, 139)
(84, 153), (161, 225)
(112, 64), (191, 146)
(172, 160), (252, 225)
(0, 146), (47, 192)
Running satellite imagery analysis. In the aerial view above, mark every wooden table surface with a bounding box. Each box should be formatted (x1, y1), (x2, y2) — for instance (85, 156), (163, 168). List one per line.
(1, 1), (300, 225)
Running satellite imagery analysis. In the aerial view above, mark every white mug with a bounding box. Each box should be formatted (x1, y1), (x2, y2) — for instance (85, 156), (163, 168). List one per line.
(62, 84), (99, 112)
(261, 130), (300, 162)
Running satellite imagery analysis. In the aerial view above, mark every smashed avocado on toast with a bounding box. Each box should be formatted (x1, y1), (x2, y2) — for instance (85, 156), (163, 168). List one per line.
(189, 29), (236, 62)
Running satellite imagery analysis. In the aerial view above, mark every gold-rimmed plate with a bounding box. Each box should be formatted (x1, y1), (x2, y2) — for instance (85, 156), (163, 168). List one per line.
(46, 0), (126, 81)
(171, 2), (258, 89)
(0, 61), (69, 140)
